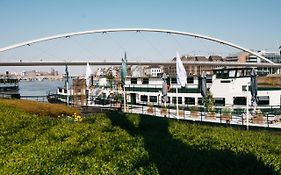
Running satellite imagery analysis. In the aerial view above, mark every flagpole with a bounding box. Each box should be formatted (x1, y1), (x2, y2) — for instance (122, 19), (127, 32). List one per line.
(246, 83), (249, 130)
(176, 85), (179, 119)
(66, 81), (69, 105)
(121, 52), (127, 113)
(123, 85), (126, 112)
(65, 64), (69, 106)
(175, 52), (186, 120)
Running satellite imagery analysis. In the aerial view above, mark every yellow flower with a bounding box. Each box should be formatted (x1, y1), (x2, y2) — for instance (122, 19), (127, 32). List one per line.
(74, 115), (82, 122)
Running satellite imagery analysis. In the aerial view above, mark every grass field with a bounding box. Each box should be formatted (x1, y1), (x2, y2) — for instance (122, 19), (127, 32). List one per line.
(0, 100), (280, 174)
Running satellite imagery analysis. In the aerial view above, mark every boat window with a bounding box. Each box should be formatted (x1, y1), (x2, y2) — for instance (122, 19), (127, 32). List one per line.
(222, 70), (229, 79)
(214, 70), (221, 78)
(229, 70), (236, 78)
(257, 96), (269, 106)
(59, 88), (63, 93)
(198, 97), (203, 105)
(246, 69), (251, 76)
(178, 97), (182, 104)
(221, 80), (231, 83)
(236, 70), (243, 77)
(241, 69), (251, 77)
(236, 70), (240, 77)
(131, 78), (137, 84)
(242, 85), (248, 91)
(233, 97), (246, 105)
(149, 96), (157, 103)
(172, 97), (182, 104)
(64, 89), (67, 93)
(187, 77), (194, 84)
(142, 78), (149, 84)
(215, 98), (225, 106)
(185, 97), (195, 105)
(172, 97), (176, 104)
(206, 76), (212, 83)
(140, 95), (148, 102)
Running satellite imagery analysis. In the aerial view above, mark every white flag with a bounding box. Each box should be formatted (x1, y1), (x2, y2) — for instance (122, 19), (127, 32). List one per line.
(85, 63), (92, 88)
(176, 52), (187, 86)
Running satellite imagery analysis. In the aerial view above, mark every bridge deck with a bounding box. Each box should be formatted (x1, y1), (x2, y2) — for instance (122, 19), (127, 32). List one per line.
(0, 61), (280, 68)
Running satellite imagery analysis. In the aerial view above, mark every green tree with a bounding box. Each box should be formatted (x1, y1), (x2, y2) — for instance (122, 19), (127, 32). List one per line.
(204, 89), (215, 112)
(106, 71), (115, 89)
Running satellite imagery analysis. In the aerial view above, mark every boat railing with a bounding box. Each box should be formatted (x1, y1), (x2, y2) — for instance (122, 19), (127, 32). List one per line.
(21, 95), (48, 102)
(83, 101), (281, 130)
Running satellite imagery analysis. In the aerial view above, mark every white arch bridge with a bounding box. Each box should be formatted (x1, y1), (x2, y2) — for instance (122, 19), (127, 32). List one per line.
(0, 28), (278, 67)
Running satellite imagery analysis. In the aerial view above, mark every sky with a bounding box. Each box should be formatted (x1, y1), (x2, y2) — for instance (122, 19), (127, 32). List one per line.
(0, 0), (280, 75)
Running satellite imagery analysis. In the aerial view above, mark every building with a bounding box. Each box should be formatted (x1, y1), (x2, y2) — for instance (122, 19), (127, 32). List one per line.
(163, 55), (223, 76)
(258, 51), (281, 63)
(224, 51), (281, 74)
(131, 65), (147, 77)
(208, 55), (224, 62)
(145, 65), (163, 77)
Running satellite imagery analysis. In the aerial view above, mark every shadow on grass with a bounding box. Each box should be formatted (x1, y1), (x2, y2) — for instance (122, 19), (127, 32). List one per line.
(107, 111), (277, 175)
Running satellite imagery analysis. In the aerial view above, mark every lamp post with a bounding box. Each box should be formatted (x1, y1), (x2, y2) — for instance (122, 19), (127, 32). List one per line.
(158, 94), (160, 107)
(246, 83), (249, 130)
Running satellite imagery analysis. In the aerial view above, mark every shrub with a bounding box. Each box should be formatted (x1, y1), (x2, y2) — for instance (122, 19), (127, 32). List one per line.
(222, 107), (232, 115)
(189, 106), (199, 118)
(204, 90), (215, 112)
(0, 99), (80, 117)
(221, 107), (232, 121)
(0, 105), (280, 174)
(189, 106), (199, 112)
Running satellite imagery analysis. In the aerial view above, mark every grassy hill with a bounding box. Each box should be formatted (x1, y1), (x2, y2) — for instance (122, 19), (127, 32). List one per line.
(0, 100), (280, 174)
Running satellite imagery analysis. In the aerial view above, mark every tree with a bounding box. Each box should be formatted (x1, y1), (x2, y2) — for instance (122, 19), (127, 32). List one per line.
(204, 89), (215, 112)
(105, 71), (114, 90)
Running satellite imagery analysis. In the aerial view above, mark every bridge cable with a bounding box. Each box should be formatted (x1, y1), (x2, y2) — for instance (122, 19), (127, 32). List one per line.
(101, 33), (125, 60)
(197, 36), (232, 56)
(67, 36), (101, 61)
(137, 32), (166, 60)
(106, 33), (126, 52)
(169, 33), (187, 54)
(24, 37), (67, 62)
(28, 41), (65, 62)
(198, 38), (216, 56)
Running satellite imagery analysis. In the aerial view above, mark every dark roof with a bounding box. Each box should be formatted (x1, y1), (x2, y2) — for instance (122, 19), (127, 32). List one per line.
(224, 56), (238, 62)
(208, 55), (223, 61)
(171, 55), (215, 62)
(182, 56), (196, 61)
(148, 65), (161, 69)
(195, 56), (208, 62)
(172, 56), (198, 62)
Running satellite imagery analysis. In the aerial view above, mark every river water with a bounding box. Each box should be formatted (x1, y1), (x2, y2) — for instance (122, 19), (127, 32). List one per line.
(19, 80), (64, 96)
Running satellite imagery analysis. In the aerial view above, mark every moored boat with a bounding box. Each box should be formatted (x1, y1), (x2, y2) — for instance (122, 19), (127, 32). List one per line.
(124, 67), (281, 110)
(0, 72), (20, 99)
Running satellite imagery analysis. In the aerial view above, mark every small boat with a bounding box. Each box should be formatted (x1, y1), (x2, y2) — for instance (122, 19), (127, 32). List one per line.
(0, 72), (20, 99)
(47, 65), (72, 104)
(47, 64), (92, 105)
(47, 64), (122, 106)
(47, 92), (66, 104)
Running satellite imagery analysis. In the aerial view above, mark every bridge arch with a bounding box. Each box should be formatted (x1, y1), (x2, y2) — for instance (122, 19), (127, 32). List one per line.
(0, 28), (274, 64)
